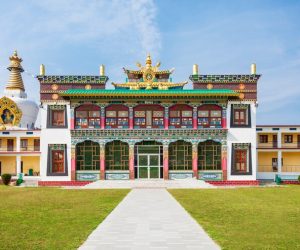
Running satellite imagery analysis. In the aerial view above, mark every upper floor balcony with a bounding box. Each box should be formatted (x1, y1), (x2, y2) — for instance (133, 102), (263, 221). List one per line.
(257, 133), (300, 149)
(0, 138), (40, 153)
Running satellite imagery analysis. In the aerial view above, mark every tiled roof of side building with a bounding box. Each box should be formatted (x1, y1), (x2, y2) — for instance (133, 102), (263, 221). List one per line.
(190, 74), (261, 83)
(59, 89), (240, 97)
(37, 75), (109, 84)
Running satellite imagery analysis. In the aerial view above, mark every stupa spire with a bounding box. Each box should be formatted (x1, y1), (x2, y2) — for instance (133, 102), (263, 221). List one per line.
(6, 50), (25, 91)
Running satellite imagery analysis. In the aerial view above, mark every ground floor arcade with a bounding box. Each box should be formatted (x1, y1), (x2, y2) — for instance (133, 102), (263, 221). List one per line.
(70, 140), (228, 181)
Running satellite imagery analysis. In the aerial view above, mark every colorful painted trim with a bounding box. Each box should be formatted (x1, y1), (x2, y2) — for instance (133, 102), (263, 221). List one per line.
(190, 74), (261, 83)
(37, 75), (108, 84)
(59, 89), (240, 98)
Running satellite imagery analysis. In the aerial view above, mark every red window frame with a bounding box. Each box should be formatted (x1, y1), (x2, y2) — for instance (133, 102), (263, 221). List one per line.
(105, 105), (129, 128)
(234, 149), (248, 173)
(52, 110), (65, 127)
(133, 105), (164, 128)
(197, 105), (222, 128)
(169, 105), (193, 128)
(259, 135), (268, 143)
(51, 150), (65, 173)
(75, 105), (101, 129)
(233, 109), (247, 125)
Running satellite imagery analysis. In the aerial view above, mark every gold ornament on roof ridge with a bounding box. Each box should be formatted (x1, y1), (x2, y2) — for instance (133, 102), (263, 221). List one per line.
(113, 54), (188, 90)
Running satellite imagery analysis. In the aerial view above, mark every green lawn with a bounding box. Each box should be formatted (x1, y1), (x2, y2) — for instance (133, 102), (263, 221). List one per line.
(0, 187), (129, 250)
(170, 186), (300, 250)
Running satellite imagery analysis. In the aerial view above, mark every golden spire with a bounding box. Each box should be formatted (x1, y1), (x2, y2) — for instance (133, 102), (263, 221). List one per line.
(146, 53), (152, 68)
(6, 50), (25, 91)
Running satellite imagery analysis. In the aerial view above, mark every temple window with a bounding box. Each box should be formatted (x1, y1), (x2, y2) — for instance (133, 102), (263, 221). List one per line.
(76, 141), (100, 171)
(169, 104), (193, 128)
(75, 104), (100, 129)
(105, 141), (129, 170)
(198, 140), (221, 170)
(231, 143), (252, 175)
(284, 135), (293, 143)
(231, 104), (251, 128)
(105, 105), (129, 128)
(169, 140), (192, 170)
(197, 105), (222, 128)
(20, 139), (28, 151)
(134, 105), (164, 129)
(259, 135), (268, 143)
(47, 105), (67, 128)
(47, 144), (68, 176)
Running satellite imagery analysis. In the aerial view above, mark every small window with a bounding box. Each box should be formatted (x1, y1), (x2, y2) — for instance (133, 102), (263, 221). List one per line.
(259, 135), (268, 143)
(47, 106), (67, 128)
(20, 139), (28, 151)
(47, 145), (68, 176)
(231, 105), (251, 128)
(284, 135), (293, 143)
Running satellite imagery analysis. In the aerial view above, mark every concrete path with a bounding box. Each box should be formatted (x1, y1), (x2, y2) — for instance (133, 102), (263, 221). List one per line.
(79, 189), (220, 250)
(81, 179), (216, 189)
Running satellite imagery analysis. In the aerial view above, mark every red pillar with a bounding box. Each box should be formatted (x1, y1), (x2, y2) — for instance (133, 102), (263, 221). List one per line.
(71, 158), (76, 180)
(70, 109), (75, 129)
(193, 106), (198, 129)
(129, 107), (134, 129)
(163, 144), (169, 179)
(222, 146), (227, 180)
(100, 144), (105, 180)
(222, 107), (227, 129)
(129, 144), (135, 179)
(192, 143), (198, 178)
(101, 106), (105, 129)
(164, 106), (169, 130)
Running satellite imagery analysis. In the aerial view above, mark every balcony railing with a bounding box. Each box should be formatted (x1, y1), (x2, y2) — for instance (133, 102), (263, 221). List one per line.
(0, 146), (40, 152)
(282, 165), (300, 172)
(257, 142), (300, 149)
(257, 165), (278, 172)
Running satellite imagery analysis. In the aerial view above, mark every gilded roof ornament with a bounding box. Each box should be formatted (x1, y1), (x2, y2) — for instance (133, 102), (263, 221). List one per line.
(6, 50), (25, 91)
(113, 54), (188, 90)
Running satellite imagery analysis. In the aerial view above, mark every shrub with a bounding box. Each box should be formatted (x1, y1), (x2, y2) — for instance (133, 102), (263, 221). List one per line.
(1, 174), (12, 185)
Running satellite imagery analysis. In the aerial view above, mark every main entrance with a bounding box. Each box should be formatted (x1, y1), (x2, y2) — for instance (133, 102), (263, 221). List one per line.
(135, 141), (163, 179)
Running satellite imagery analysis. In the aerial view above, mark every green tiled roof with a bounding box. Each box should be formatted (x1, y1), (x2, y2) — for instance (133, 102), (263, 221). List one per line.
(60, 89), (239, 97)
(189, 74), (261, 83)
(37, 75), (108, 84)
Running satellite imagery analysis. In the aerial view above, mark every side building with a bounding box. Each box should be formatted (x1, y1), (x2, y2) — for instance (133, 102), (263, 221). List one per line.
(37, 55), (260, 182)
(257, 125), (300, 180)
(0, 51), (40, 179)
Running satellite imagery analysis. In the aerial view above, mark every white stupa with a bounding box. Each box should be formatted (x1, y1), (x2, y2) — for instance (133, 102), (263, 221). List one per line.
(0, 51), (38, 129)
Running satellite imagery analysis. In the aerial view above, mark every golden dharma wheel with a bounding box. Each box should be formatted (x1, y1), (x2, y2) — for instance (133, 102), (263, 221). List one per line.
(207, 83), (213, 90)
(85, 84), (92, 90)
(51, 84), (58, 90)
(52, 94), (59, 100)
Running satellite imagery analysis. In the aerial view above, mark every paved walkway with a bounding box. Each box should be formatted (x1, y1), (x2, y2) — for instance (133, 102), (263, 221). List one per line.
(81, 179), (216, 189)
(79, 189), (220, 250)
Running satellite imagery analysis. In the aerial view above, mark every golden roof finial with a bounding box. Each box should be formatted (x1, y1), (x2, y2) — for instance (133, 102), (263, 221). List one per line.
(146, 53), (152, 68)
(6, 50), (25, 91)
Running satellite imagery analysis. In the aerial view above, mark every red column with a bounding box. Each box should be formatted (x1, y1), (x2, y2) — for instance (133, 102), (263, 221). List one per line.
(222, 107), (227, 129)
(164, 106), (169, 130)
(192, 143), (198, 178)
(129, 143), (135, 179)
(222, 145), (227, 180)
(193, 106), (198, 129)
(70, 109), (75, 129)
(71, 148), (76, 180)
(129, 107), (134, 129)
(100, 143), (105, 180)
(101, 106), (105, 129)
(163, 144), (169, 179)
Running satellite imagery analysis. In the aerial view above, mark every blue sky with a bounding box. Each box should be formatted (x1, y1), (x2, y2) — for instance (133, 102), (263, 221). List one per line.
(0, 0), (300, 124)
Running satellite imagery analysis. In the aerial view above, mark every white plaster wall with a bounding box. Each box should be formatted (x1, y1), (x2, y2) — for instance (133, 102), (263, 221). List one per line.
(227, 101), (257, 180)
(40, 103), (71, 181)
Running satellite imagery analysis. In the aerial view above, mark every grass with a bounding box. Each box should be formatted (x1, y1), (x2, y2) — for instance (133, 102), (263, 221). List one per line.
(0, 186), (129, 250)
(170, 186), (300, 250)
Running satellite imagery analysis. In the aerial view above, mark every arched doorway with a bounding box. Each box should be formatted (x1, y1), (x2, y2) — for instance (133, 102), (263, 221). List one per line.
(134, 141), (163, 179)
(76, 140), (100, 180)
